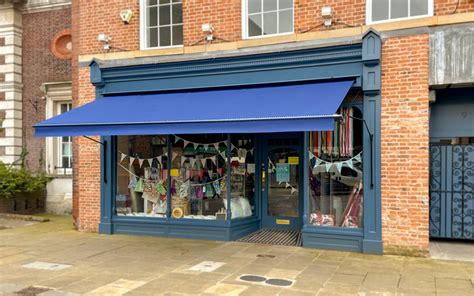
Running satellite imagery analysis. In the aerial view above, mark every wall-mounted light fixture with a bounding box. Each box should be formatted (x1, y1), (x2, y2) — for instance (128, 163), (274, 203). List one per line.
(321, 6), (333, 27)
(202, 23), (214, 41)
(98, 33), (112, 50)
(120, 9), (133, 24)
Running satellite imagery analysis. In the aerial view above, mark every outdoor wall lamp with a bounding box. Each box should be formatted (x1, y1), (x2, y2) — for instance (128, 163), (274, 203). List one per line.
(202, 23), (214, 41)
(97, 33), (112, 50)
(321, 6), (333, 27)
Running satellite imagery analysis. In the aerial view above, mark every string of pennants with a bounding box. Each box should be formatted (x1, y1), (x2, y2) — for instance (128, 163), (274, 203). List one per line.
(118, 163), (225, 188)
(119, 136), (254, 169)
(119, 151), (168, 168)
(309, 151), (362, 173)
(267, 158), (299, 195)
(174, 135), (254, 157)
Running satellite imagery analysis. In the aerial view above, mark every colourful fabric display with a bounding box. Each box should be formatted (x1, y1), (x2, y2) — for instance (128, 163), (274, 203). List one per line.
(310, 107), (355, 158)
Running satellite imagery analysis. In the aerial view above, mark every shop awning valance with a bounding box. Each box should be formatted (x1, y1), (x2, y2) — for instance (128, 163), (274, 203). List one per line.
(34, 81), (353, 137)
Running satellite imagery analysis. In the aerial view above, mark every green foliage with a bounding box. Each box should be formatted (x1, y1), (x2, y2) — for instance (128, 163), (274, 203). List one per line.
(0, 148), (50, 199)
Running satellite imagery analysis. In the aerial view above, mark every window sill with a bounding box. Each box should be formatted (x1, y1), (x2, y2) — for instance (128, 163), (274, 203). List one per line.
(140, 45), (184, 51)
(366, 14), (433, 25)
(243, 31), (294, 40)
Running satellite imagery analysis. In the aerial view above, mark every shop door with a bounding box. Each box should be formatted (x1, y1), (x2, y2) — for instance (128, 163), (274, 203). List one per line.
(430, 143), (474, 240)
(261, 134), (304, 230)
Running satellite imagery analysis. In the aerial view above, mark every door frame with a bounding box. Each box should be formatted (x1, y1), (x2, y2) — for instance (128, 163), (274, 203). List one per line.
(259, 132), (304, 230)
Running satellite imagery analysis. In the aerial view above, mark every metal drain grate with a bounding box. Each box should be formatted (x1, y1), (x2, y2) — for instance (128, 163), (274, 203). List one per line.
(238, 229), (302, 246)
(239, 274), (294, 288)
(239, 275), (266, 283)
(15, 286), (51, 295)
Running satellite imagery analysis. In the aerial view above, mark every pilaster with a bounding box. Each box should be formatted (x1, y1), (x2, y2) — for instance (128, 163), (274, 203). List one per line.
(0, 3), (23, 164)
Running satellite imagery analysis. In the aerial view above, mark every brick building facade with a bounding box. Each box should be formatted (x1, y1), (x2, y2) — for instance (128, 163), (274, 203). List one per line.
(36, 0), (473, 255)
(0, 0), (72, 214)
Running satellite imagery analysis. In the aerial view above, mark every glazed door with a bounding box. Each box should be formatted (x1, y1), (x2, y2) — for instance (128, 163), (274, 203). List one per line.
(261, 134), (303, 230)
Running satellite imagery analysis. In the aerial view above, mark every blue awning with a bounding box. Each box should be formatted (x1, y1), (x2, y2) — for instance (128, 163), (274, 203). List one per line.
(34, 81), (353, 137)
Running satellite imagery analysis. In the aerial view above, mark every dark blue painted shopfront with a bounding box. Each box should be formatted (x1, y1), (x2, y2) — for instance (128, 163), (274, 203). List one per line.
(36, 30), (383, 253)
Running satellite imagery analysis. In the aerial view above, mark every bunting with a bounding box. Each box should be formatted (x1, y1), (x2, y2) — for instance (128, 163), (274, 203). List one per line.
(309, 151), (362, 173)
(119, 150), (168, 169)
(173, 135), (229, 150)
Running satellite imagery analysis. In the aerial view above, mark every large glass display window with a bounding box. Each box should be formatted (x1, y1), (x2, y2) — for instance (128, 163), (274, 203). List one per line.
(229, 134), (256, 219)
(115, 135), (168, 218)
(308, 106), (364, 228)
(170, 134), (228, 220)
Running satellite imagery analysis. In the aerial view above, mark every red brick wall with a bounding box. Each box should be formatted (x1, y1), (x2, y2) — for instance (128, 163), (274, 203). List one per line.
(435, 0), (474, 15)
(183, 0), (241, 45)
(75, 0), (474, 55)
(381, 34), (430, 254)
(296, 0), (365, 33)
(78, 0), (140, 55)
(72, 0), (471, 236)
(22, 8), (71, 172)
(72, 68), (101, 232)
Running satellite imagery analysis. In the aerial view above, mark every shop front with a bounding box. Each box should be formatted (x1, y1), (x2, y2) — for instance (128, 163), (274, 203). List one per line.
(35, 30), (383, 253)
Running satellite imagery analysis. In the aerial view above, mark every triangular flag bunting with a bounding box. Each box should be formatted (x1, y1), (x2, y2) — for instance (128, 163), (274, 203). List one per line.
(147, 158), (153, 167)
(172, 152), (178, 161)
(249, 148), (254, 155)
(213, 143), (220, 151)
(180, 156), (187, 167)
(200, 158), (206, 168)
(314, 158), (322, 169)
(336, 162), (343, 173)
(354, 153), (362, 162)
(285, 182), (290, 189)
(325, 162), (332, 172)
(346, 159), (353, 169)
(174, 136), (180, 144)
(120, 153), (127, 163)
(139, 159), (144, 168)
(190, 158), (197, 167)
(210, 156), (217, 165)
(183, 140), (189, 147)
(193, 143), (199, 150)
(129, 157), (135, 166)
(157, 155), (162, 166)
(291, 187), (297, 194)
(203, 144), (209, 151)
(308, 151), (314, 160)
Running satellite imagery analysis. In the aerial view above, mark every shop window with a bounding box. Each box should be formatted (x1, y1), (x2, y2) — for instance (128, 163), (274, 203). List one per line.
(367, 0), (433, 24)
(170, 135), (228, 220)
(308, 107), (364, 228)
(115, 135), (168, 217)
(229, 134), (256, 219)
(243, 0), (294, 39)
(141, 0), (183, 49)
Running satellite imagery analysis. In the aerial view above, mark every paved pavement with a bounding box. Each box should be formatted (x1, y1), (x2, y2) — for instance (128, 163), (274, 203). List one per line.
(430, 241), (474, 262)
(0, 215), (473, 295)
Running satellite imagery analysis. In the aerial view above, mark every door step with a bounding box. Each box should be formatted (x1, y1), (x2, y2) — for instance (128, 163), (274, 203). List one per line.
(238, 229), (302, 247)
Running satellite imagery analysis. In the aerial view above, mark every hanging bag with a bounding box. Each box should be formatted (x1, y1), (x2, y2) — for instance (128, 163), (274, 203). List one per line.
(134, 178), (144, 192)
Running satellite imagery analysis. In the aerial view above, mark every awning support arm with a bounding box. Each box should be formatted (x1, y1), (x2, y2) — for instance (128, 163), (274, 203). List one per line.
(82, 136), (107, 184)
(342, 115), (374, 188)
(83, 136), (104, 145)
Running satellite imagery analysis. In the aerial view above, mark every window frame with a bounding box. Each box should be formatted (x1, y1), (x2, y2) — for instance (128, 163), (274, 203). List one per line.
(140, 0), (184, 50)
(56, 102), (73, 173)
(241, 0), (295, 40)
(366, 0), (434, 25)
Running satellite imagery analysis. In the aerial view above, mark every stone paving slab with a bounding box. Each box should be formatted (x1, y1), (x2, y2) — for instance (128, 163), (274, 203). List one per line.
(0, 215), (473, 295)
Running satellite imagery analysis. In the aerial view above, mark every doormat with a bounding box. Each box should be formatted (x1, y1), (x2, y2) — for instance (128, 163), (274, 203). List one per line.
(237, 229), (302, 247)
